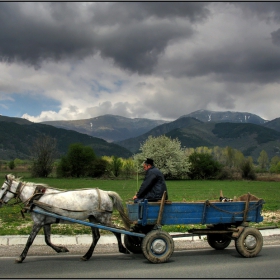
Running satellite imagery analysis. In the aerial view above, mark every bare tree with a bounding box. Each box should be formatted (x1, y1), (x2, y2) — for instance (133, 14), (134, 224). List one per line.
(258, 150), (269, 171)
(30, 135), (57, 177)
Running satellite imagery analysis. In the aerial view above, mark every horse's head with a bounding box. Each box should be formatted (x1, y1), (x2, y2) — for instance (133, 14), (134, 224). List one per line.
(0, 174), (21, 207)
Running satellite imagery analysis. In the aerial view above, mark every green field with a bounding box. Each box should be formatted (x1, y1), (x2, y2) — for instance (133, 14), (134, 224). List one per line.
(0, 175), (279, 235)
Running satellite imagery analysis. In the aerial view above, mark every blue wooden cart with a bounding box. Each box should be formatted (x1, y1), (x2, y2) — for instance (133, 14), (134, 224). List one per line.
(124, 192), (265, 263)
(34, 192), (265, 264)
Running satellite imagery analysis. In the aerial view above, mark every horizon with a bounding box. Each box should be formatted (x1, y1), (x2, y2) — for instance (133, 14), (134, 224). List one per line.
(0, 109), (273, 123)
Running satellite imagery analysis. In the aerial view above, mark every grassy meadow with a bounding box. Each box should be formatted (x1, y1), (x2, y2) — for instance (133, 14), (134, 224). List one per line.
(0, 173), (279, 235)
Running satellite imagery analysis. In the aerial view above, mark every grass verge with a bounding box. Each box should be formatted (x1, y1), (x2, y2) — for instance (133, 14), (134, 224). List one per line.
(0, 176), (279, 235)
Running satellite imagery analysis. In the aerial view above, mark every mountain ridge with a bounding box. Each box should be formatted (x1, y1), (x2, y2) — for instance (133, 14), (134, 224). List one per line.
(1, 110), (280, 161)
(182, 109), (267, 124)
(41, 114), (168, 142)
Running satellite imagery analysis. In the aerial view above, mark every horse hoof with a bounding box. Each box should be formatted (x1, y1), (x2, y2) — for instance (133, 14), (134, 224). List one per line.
(60, 248), (69, 253)
(15, 258), (23, 263)
(81, 256), (89, 261)
(120, 248), (130, 254)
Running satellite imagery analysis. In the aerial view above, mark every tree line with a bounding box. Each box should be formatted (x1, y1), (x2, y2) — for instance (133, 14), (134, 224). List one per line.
(2, 134), (280, 180)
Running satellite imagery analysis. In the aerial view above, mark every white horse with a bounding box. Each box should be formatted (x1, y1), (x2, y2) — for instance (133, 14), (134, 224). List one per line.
(0, 174), (131, 263)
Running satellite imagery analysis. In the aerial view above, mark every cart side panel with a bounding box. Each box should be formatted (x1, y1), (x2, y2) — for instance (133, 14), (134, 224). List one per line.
(127, 200), (264, 226)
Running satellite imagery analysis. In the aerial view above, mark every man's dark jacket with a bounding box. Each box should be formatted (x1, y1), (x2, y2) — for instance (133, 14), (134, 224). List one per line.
(137, 166), (168, 201)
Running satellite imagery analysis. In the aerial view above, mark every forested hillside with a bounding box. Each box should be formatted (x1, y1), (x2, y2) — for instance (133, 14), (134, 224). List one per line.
(0, 121), (132, 160)
(117, 120), (280, 162)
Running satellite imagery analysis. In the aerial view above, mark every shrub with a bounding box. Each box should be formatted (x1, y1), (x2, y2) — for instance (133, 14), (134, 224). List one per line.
(56, 143), (96, 178)
(240, 158), (256, 180)
(88, 158), (108, 178)
(187, 152), (222, 180)
(8, 160), (15, 170)
(216, 166), (233, 180)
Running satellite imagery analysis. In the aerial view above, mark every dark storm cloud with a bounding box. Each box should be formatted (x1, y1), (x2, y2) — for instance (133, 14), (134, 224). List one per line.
(165, 44), (280, 84)
(155, 2), (280, 85)
(0, 2), (210, 73)
(0, 3), (98, 68)
(90, 2), (210, 24)
(3, 2), (280, 85)
(232, 2), (280, 23)
(98, 21), (194, 74)
(271, 28), (280, 46)
(233, 3), (280, 49)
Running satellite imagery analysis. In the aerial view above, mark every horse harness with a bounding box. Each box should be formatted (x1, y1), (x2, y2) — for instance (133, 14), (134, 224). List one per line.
(94, 188), (113, 214)
(21, 185), (47, 218)
(0, 180), (20, 204)
(0, 180), (26, 206)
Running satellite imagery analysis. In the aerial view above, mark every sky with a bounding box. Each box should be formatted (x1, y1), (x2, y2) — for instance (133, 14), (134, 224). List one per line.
(1, 2), (280, 123)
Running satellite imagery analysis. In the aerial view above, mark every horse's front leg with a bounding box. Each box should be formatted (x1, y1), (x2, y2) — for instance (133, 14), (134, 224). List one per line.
(43, 224), (69, 253)
(113, 232), (130, 254)
(15, 223), (42, 263)
(81, 216), (100, 261)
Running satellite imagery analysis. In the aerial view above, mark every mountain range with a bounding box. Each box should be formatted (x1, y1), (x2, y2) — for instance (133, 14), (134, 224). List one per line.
(0, 117), (132, 160)
(115, 114), (280, 161)
(41, 115), (167, 142)
(181, 110), (267, 125)
(1, 110), (280, 162)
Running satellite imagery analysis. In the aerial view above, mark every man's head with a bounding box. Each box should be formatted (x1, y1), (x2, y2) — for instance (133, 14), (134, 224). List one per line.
(143, 158), (154, 171)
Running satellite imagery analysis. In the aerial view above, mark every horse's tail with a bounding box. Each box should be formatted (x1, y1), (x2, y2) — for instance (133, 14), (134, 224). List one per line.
(107, 191), (131, 230)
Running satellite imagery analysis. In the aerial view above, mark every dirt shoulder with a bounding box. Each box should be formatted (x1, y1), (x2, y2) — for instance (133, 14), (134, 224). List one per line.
(1, 235), (280, 258)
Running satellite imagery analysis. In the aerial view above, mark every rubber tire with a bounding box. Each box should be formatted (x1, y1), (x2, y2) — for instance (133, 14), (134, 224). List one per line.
(141, 230), (174, 264)
(235, 227), (263, 258)
(124, 235), (143, 254)
(207, 234), (232, 250)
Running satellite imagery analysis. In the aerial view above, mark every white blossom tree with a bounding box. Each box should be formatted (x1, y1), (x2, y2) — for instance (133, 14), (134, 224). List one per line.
(133, 135), (190, 179)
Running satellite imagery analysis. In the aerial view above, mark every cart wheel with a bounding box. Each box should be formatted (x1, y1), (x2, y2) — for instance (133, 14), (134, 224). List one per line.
(207, 234), (232, 250)
(141, 230), (174, 264)
(124, 235), (143, 254)
(235, 227), (263, 258)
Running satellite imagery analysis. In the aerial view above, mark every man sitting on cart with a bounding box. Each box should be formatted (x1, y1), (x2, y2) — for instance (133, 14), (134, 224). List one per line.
(133, 158), (168, 203)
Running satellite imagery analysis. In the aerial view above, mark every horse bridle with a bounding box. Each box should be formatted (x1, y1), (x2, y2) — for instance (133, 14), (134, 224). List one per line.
(0, 180), (22, 204)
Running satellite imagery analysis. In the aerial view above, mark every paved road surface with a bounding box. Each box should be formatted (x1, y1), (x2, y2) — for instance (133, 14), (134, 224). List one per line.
(1, 245), (280, 278)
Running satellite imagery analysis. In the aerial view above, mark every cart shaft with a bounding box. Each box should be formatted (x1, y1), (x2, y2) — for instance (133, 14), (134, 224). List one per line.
(33, 209), (145, 238)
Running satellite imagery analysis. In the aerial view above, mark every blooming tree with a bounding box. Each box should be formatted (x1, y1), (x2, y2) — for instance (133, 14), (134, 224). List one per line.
(134, 135), (190, 179)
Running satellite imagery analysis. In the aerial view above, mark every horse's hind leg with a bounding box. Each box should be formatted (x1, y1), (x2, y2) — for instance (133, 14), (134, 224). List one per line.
(81, 216), (100, 261)
(113, 232), (130, 254)
(43, 224), (69, 253)
(15, 223), (42, 263)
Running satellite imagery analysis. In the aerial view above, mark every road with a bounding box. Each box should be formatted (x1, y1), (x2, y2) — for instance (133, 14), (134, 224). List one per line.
(1, 245), (280, 278)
